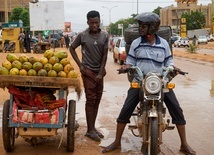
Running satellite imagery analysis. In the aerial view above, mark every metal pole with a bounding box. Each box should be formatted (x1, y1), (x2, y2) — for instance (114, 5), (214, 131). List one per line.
(137, 0), (138, 14)
(102, 5), (118, 36)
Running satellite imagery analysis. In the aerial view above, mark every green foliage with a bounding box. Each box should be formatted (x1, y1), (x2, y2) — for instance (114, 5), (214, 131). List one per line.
(9, 7), (30, 28)
(109, 17), (135, 36)
(19, 9), (30, 27)
(185, 43), (198, 53)
(153, 7), (162, 16)
(9, 7), (23, 22)
(181, 11), (205, 30)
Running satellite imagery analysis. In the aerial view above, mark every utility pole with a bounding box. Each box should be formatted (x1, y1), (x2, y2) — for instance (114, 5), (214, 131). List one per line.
(212, 0), (214, 33)
(137, 0), (139, 14)
(4, 0), (8, 22)
(102, 5), (118, 36)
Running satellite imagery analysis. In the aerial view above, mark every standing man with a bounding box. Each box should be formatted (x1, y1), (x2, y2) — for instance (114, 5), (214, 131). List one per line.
(102, 12), (196, 155)
(69, 10), (109, 142)
(65, 35), (70, 49)
(24, 31), (31, 53)
(18, 29), (25, 53)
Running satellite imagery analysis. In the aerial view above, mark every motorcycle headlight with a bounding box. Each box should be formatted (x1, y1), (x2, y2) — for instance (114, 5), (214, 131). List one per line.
(144, 75), (162, 94)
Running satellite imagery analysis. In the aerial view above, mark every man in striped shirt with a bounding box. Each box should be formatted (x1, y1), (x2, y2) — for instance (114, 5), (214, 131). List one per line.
(102, 12), (196, 155)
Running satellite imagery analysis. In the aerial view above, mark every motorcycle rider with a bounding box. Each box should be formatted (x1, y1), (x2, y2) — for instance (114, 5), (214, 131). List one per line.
(101, 12), (196, 155)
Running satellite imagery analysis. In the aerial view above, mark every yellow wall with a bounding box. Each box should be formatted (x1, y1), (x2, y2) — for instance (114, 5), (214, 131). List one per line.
(2, 27), (21, 53)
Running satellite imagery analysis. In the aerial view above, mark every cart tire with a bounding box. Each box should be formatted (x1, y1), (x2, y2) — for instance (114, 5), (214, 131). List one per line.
(66, 100), (76, 152)
(2, 100), (15, 152)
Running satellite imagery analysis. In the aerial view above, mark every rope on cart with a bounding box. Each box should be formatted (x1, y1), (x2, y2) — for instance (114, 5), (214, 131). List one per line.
(57, 118), (66, 149)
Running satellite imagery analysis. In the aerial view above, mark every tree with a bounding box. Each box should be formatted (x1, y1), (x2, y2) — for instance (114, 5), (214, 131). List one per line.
(109, 17), (135, 36)
(9, 7), (30, 28)
(181, 10), (205, 30)
(153, 7), (162, 16)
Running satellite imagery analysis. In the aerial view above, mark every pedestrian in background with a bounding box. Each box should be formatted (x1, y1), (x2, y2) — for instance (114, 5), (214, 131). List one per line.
(69, 10), (109, 142)
(193, 35), (197, 46)
(18, 29), (25, 53)
(65, 35), (70, 49)
(24, 31), (31, 53)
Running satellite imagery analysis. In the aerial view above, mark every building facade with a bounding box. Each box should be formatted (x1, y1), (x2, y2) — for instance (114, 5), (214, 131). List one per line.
(0, 0), (31, 27)
(160, 0), (212, 33)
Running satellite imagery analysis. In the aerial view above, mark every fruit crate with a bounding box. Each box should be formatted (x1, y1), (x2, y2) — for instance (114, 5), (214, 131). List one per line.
(0, 75), (81, 90)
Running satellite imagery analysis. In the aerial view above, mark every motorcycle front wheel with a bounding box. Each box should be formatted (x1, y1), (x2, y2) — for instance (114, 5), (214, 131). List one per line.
(150, 117), (159, 155)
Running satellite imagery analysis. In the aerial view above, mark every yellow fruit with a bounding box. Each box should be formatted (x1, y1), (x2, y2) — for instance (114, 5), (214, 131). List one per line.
(22, 62), (33, 71)
(39, 57), (49, 65)
(33, 62), (43, 72)
(38, 69), (48, 76)
(67, 70), (78, 78)
(28, 69), (37, 76)
(54, 50), (68, 59)
(6, 53), (19, 62)
(19, 69), (28, 76)
(19, 54), (29, 63)
(58, 71), (67, 77)
(12, 60), (22, 70)
(53, 63), (63, 73)
(2, 60), (12, 70)
(29, 56), (39, 64)
(10, 68), (19, 75)
(60, 58), (70, 66)
(44, 50), (54, 59)
(64, 64), (74, 74)
(0, 66), (9, 75)
(49, 56), (59, 65)
(44, 63), (53, 72)
(48, 70), (57, 77)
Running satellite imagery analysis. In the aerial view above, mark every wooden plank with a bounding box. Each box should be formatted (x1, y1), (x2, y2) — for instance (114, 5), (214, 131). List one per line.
(0, 75), (81, 89)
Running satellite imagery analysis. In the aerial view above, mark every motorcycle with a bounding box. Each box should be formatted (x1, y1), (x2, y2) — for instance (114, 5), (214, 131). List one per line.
(3, 40), (16, 53)
(118, 66), (187, 155)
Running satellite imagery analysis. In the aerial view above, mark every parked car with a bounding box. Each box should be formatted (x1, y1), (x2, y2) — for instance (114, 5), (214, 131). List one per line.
(171, 36), (179, 44)
(174, 37), (190, 47)
(109, 36), (121, 51)
(198, 35), (208, 44)
(113, 37), (126, 65)
(206, 34), (214, 42)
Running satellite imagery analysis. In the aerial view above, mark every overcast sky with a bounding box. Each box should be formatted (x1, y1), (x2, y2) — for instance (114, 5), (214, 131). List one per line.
(39, 0), (211, 32)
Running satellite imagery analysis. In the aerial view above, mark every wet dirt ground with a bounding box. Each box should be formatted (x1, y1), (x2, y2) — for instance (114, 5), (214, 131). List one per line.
(0, 44), (213, 155)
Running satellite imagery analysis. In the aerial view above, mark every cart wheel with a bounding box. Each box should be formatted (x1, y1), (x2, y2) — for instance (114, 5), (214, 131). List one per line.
(2, 100), (15, 152)
(66, 100), (76, 152)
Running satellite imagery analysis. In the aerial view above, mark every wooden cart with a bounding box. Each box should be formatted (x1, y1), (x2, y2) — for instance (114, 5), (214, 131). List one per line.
(32, 42), (51, 53)
(0, 75), (81, 152)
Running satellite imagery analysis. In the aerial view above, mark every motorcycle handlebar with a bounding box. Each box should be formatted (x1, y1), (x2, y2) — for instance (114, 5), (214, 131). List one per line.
(117, 67), (188, 76)
(117, 68), (129, 74)
(174, 68), (188, 75)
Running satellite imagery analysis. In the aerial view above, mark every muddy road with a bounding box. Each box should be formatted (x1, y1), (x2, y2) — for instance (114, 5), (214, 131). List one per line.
(0, 49), (214, 155)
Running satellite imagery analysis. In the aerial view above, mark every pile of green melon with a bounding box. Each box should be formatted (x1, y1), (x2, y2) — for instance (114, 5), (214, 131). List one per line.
(0, 50), (78, 78)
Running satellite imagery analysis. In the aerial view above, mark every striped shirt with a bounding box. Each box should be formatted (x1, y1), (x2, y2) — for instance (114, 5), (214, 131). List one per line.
(126, 35), (173, 76)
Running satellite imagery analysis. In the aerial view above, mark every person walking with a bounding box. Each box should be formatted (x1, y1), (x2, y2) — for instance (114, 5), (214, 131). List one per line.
(101, 12), (196, 155)
(24, 31), (31, 53)
(65, 35), (70, 49)
(69, 10), (109, 142)
(193, 35), (197, 46)
(18, 29), (25, 53)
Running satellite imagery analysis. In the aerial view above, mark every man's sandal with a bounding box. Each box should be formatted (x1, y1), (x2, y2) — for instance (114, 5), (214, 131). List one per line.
(179, 147), (196, 155)
(101, 145), (121, 153)
(85, 133), (101, 142)
(95, 130), (104, 138)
